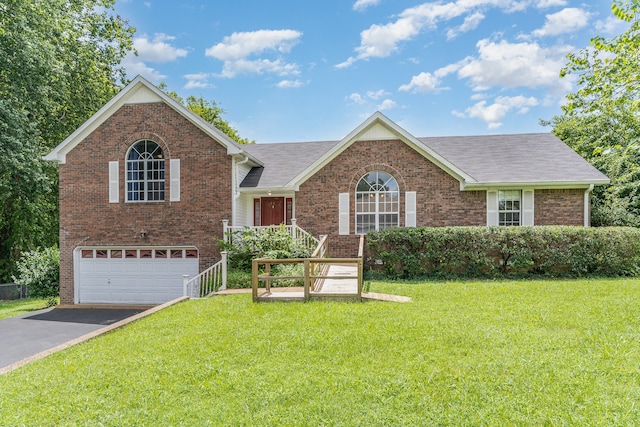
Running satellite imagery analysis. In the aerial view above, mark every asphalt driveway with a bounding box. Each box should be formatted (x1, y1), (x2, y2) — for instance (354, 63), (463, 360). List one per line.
(0, 307), (145, 370)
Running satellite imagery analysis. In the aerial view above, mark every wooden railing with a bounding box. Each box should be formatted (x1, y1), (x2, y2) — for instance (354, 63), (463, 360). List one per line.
(251, 235), (365, 302)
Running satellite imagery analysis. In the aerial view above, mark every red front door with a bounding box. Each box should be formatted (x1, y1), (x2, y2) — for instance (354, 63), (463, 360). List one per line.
(261, 197), (285, 226)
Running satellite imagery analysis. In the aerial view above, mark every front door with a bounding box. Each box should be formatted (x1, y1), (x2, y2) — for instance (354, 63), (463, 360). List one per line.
(261, 197), (285, 226)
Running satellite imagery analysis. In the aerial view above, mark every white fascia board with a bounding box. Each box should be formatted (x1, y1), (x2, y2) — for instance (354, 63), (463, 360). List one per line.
(44, 77), (149, 163)
(44, 75), (264, 167)
(462, 179), (610, 190)
(238, 186), (297, 196)
(284, 111), (475, 188)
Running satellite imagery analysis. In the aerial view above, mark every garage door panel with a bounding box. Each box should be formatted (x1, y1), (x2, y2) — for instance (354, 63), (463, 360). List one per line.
(76, 247), (199, 305)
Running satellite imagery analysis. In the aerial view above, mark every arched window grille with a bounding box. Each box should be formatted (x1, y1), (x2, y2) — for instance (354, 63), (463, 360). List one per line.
(126, 140), (165, 201)
(355, 171), (399, 233)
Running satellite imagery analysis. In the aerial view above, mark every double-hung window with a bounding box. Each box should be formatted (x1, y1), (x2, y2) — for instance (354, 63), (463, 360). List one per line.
(498, 190), (521, 226)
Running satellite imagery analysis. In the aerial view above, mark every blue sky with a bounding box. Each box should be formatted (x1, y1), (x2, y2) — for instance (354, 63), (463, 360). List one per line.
(116, 0), (622, 143)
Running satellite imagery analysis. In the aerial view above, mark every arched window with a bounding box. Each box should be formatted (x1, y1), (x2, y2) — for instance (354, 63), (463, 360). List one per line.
(355, 171), (399, 233)
(126, 140), (165, 201)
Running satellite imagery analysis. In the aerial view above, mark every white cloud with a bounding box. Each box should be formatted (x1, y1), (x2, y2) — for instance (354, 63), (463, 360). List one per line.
(367, 89), (387, 100)
(399, 72), (443, 93)
(457, 38), (572, 91)
(595, 16), (629, 35)
(121, 53), (166, 83)
(206, 29), (302, 78)
(276, 79), (304, 88)
(377, 99), (397, 111)
(184, 73), (214, 89)
(532, 8), (590, 37)
(447, 12), (485, 40)
(535, 0), (567, 8)
(337, 0), (532, 68)
(143, 1), (151, 7)
(133, 33), (188, 63)
(349, 93), (367, 104)
(353, 0), (380, 11)
(460, 95), (538, 128)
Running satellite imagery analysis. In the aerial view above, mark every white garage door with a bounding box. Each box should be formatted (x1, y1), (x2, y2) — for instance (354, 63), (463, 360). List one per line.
(75, 247), (199, 305)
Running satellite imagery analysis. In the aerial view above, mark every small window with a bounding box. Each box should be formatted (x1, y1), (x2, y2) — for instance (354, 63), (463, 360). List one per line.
(81, 250), (93, 258)
(96, 250), (108, 259)
(286, 198), (293, 225)
(110, 250), (123, 259)
(125, 250), (137, 258)
(140, 250), (152, 258)
(155, 249), (167, 258)
(254, 199), (261, 226)
(186, 249), (198, 258)
(170, 249), (183, 259)
(499, 190), (521, 226)
(126, 140), (165, 202)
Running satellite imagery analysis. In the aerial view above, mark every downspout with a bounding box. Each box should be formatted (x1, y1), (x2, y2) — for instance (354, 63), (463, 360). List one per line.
(231, 155), (250, 227)
(235, 155), (249, 200)
(584, 184), (594, 227)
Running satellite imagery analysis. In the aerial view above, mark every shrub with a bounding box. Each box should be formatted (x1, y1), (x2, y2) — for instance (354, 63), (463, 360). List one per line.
(225, 269), (253, 289)
(220, 225), (313, 271)
(12, 246), (60, 298)
(367, 226), (640, 279)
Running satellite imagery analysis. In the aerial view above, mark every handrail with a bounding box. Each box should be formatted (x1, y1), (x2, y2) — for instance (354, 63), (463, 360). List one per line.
(251, 235), (364, 302)
(183, 252), (227, 298)
(223, 223), (320, 250)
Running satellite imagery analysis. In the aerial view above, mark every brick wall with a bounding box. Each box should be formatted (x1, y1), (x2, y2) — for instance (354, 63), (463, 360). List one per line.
(294, 140), (589, 257)
(534, 189), (585, 226)
(58, 102), (231, 304)
(295, 139), (486, 257)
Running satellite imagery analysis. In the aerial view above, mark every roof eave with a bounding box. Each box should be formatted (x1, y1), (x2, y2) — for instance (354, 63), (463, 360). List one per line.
(284, 111), (475, 188)
(461, 179), (611, 190)
(44, 75), (262, 165)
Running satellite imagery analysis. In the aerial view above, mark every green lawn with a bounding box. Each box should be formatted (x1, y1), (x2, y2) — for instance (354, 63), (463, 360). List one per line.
(0, 297), (55, 320)
(1, 279), (640, 425)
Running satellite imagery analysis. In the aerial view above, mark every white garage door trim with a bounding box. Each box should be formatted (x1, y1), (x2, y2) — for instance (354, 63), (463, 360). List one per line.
(74, 246), (199, 305)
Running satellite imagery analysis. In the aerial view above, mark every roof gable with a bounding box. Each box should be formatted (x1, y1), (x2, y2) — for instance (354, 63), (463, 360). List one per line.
(285, 111), (475, 190)
(45, 75), (260, 165)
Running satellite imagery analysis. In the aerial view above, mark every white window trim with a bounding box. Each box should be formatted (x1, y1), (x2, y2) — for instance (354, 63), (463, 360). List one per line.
(125, 140), (165, 202)
(488, 189), (535, 226)
(355, 171), (400, 234)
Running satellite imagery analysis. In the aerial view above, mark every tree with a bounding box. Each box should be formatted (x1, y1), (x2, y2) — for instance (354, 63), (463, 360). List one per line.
(544, 0), (640, 226)
(0, 0), (134, 280)
(158, 83), (254, 145)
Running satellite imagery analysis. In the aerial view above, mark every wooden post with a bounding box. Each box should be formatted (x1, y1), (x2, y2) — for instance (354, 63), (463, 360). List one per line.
(304, 259), (310, 301)
(252, 259), (258, 302)
(265, 262), (271, 293)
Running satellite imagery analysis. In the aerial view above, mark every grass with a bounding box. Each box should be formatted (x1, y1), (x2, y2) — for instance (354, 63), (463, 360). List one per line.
(0, 297), (56, 320)
(1, 279), (640, 425)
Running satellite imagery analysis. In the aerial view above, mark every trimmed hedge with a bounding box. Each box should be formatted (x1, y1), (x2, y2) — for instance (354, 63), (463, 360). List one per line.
(366, 226), (640, 279)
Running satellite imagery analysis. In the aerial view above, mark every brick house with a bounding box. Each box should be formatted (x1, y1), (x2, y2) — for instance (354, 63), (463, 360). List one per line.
(46, 76), (609, 305)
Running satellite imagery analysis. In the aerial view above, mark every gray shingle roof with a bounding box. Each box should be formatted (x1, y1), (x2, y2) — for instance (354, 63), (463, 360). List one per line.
(239, 133), (608, 188)
(418, 133), (609, 184)
(240, 140), (340, 188)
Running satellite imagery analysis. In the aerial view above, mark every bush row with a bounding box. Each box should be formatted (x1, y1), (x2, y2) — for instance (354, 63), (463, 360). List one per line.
(366, 226), (640, 279)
